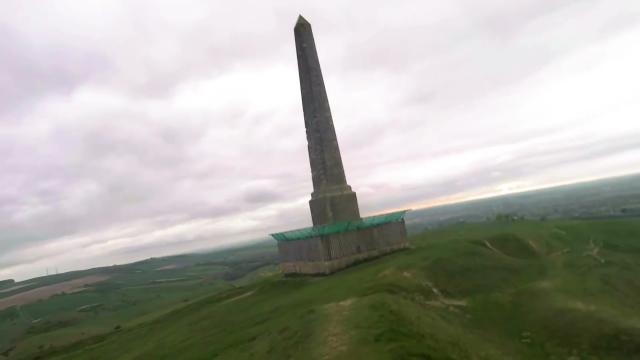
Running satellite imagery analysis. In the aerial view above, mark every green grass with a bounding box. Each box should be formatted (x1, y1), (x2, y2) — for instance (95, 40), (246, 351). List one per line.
(17, 218), (639, 360)
(0, 243), (278, 359)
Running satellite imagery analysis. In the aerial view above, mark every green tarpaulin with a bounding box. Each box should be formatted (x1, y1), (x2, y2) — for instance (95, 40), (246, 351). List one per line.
(271, 210), (408, 242)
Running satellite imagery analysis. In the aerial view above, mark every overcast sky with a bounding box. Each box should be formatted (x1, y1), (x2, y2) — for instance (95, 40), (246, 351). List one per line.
(1, 0), (639, 281)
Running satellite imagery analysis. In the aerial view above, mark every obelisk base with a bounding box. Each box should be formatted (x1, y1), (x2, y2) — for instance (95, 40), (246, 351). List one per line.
(277, 219), (409, 275)
(309, 190), (360, 226)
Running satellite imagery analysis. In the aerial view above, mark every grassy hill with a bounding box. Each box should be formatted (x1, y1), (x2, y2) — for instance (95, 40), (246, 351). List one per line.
(20, 218), (640, 360)
(0, 243), (279, 359)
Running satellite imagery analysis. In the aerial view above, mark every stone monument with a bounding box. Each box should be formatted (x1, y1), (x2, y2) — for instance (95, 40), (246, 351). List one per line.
(271, 16), (409, 275)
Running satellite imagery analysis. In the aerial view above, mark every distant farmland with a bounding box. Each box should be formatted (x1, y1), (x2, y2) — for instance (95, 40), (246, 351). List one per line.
(0, 275), (109, 311)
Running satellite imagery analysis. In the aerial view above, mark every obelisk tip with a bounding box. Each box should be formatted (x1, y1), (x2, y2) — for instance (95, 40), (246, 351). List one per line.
(296, 15), (310, 27)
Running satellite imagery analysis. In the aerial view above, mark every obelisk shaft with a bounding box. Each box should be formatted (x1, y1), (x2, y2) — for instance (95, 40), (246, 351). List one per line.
(294, 16), (360, 225)
(295, 16), (360, 226)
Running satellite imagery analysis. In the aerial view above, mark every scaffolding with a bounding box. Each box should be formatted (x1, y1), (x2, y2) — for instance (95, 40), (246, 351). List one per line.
(271, 210), (408, 242)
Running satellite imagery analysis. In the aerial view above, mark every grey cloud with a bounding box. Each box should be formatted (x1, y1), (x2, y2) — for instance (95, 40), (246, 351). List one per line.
(357, 132), (640, 214)
(0, 24), (110, 116)
(243, 188), (283, 204)
(1, 0), (639, 280)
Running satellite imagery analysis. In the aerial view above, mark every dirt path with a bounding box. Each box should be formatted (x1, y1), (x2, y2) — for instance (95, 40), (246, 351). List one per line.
(423, 280), (467, 307)
(401, 271), (467, 308)
(0, 275), (109, 310)
(0, 283), (35, 293)
(155, 264), (178, 270)
(553, 228), (568, 236)
(583, 237), (605, 263)
(221, 290), (255, 304)
(484, 240), (505, 256)
(549, 248), (570, 256)
(320, 298), (354, 360)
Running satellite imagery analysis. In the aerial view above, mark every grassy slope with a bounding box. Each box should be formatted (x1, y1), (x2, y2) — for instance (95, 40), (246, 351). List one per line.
(40, 218), (640, 360)
(0, 243), (278, 359)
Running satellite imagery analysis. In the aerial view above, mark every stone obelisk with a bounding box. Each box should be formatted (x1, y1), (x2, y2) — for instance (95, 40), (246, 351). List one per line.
(269, 16), (409, 275)
(295, 15), (361, 226)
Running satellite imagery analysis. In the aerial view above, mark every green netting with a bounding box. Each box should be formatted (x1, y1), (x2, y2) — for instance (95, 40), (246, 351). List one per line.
(271, 210), (408, 242)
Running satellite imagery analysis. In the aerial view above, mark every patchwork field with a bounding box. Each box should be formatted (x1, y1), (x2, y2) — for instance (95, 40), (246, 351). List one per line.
(0, 243), (279, 359)
(2, 218), (637, 359)
(0, 276), (110, 311)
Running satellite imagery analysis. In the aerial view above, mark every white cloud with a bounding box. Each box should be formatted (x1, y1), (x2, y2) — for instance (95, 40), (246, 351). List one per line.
(1, 0), (639, 280)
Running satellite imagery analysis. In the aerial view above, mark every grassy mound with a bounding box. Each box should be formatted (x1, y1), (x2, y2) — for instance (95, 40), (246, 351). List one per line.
(484, 233), (539, 259)
(17, 219), (640, 359)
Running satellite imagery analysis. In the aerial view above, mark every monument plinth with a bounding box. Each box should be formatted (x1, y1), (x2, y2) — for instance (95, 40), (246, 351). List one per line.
(271, 16), (409, 275)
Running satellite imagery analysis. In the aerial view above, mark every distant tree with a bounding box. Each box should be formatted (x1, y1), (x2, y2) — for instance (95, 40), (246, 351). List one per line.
(495, 213), (523, 222)
(495, 213), (510, 222)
